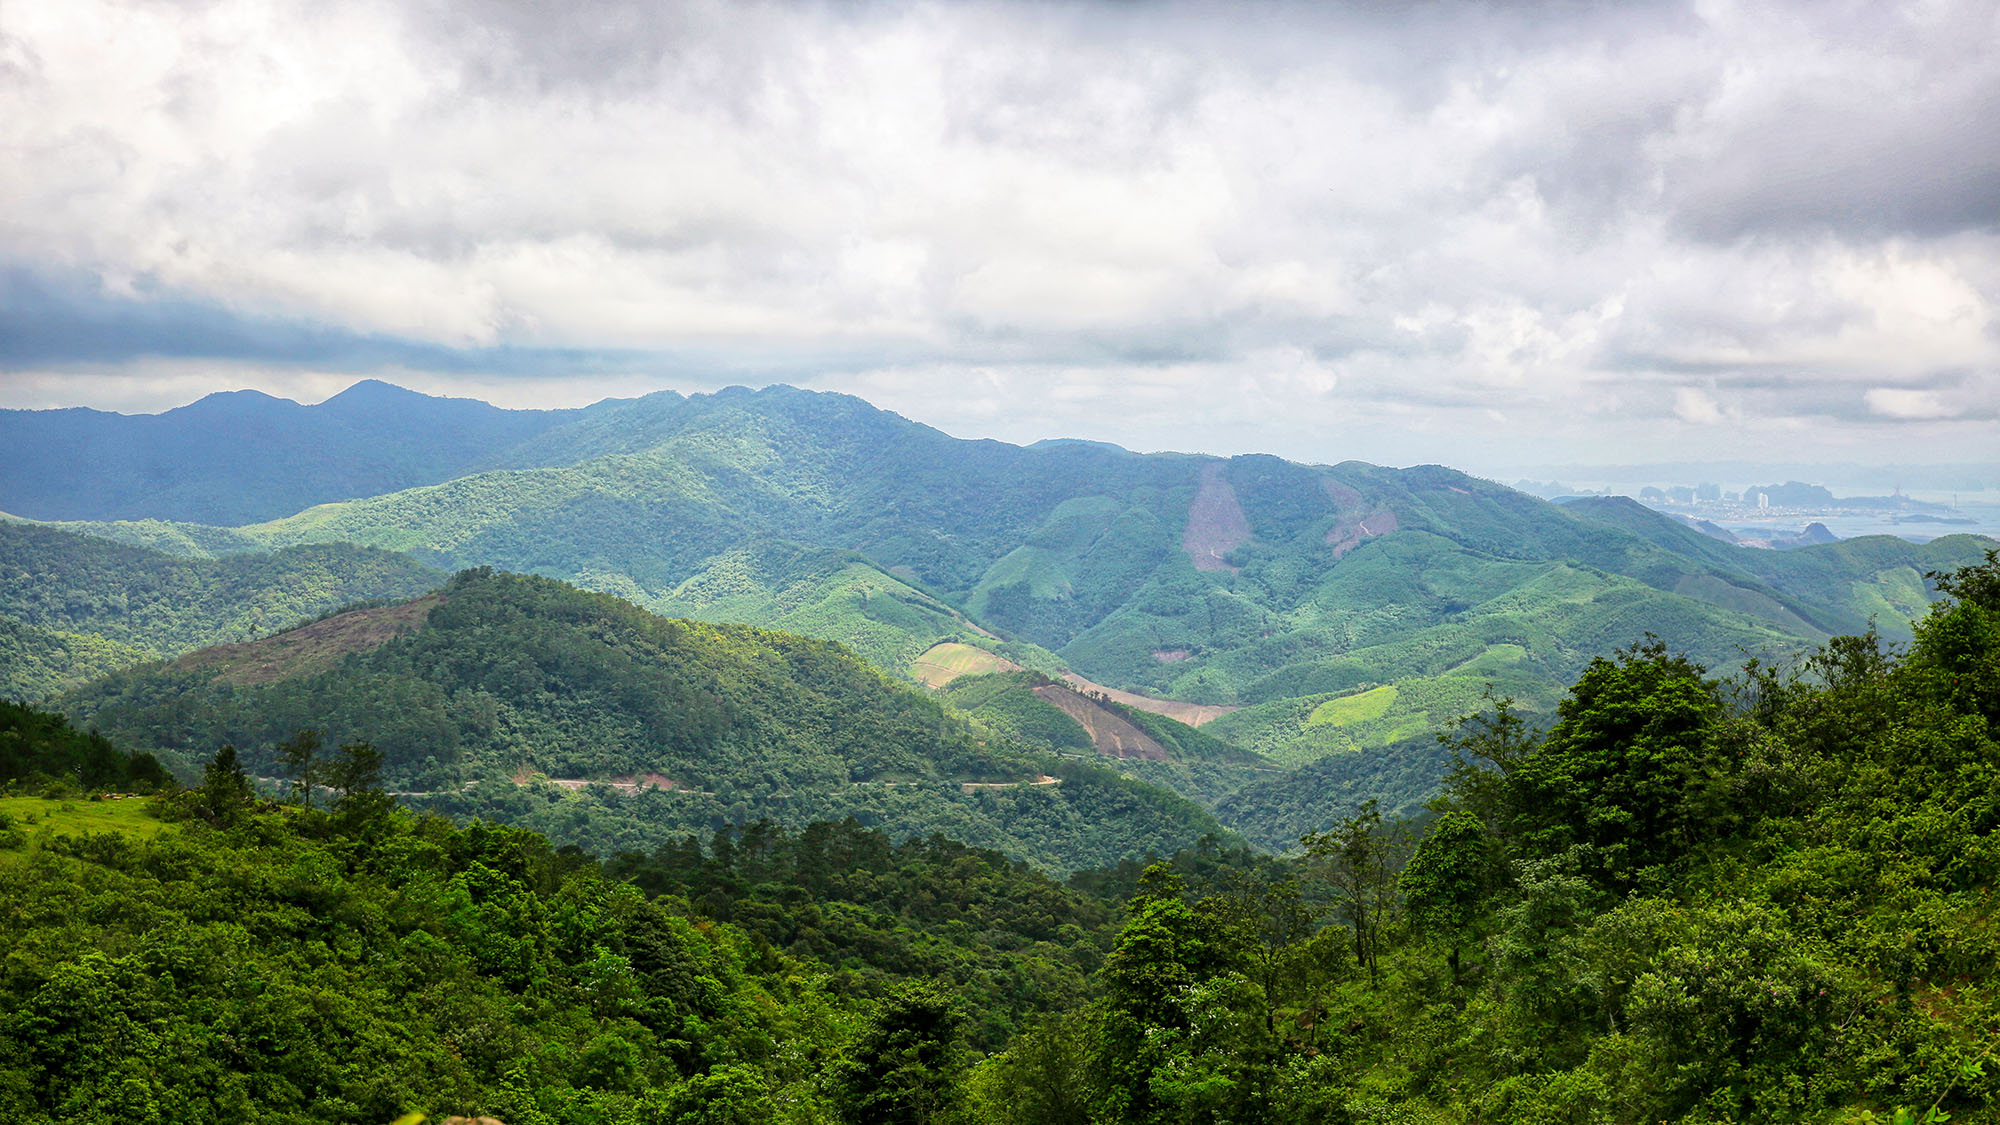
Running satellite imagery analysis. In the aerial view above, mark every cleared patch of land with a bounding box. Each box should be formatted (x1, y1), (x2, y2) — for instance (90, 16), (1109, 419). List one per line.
(1308, 684), (1398, 727)
(1060, 673), (1239, 727)
(961, 775), (1060, 792)
(1031, 685), (1170, 761)
(509, 766), (687, 793)
(178, 593), (446, 686)
(1322, 478), (1400, 559)
(910, 642), (1024, 687)
(1182, 462), (1253, 573)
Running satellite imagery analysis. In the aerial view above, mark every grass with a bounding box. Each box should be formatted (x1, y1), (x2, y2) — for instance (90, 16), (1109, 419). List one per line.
(1308, 684), (1398, 727)
(0, 795), (172, 860)
(911, 642), (1024, 687)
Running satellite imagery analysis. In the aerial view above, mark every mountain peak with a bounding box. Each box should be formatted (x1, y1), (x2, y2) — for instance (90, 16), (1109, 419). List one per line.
(317, 379), (443, 414)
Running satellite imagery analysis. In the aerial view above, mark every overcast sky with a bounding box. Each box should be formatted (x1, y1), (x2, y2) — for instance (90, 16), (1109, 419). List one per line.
(3, 0), (1997, 471)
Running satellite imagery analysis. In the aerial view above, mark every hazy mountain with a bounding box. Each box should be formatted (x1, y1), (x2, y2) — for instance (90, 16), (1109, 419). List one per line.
(0, 379), (594, 524)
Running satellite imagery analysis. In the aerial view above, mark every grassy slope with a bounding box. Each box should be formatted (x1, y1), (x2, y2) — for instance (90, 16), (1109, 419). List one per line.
(0, 796), (171, 855)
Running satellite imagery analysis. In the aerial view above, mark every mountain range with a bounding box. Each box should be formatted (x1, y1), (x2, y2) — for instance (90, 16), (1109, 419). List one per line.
(6, 380), (1994, 847)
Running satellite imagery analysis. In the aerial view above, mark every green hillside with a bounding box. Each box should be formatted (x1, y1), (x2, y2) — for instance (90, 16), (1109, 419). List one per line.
(57, 569), (1225, 872)
(16, 383), (1994, 810)
(956, 551), (2000, 1124)
(0, 523), (444, 700)
(644, 539), (1062, 674)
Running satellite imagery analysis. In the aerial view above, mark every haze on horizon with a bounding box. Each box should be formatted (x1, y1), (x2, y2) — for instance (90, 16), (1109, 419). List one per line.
(3, 0), (1998, 471)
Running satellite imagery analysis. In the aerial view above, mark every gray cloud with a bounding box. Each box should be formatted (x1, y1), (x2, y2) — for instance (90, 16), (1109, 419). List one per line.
(2, 0), (1998, 465)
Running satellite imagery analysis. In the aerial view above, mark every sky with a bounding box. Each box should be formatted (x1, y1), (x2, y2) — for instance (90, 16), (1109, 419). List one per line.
(2, 0), (1998, 472)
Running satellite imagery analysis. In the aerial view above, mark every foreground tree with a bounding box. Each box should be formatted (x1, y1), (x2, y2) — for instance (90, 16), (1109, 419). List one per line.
(199, 744), (253, 824)
(1304, 800), (1402, 982)
(831, 981), (969, 1125)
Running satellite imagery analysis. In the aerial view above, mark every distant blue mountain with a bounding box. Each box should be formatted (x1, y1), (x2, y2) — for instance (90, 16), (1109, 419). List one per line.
(0, 379), (590, 524)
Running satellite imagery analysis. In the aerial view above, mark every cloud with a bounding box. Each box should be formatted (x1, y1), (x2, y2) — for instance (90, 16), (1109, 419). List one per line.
(1865, 387), (1958, 420)
(1674, 387), (1724, 425)
(3, 0), (2000, 465)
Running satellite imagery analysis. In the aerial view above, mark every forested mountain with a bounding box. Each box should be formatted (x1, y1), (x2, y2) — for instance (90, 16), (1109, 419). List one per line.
(0, 379), (590, 524)
(960, 549), (2000, 1123)
(57, 569), (1224, 872)
(9, 552), (1997, 1123)
(0, 522), (443, 699)
(17, 381), (1990, 788)
(10, 381), (1995, 846)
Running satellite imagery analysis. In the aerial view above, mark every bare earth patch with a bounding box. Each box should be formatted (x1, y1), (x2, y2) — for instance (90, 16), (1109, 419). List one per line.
(1032, 684), (1170, 761)
(1182, 462), (1253, 573)
(180, 593), (447, 687)
(961, 775), (1060, 792)
(1323, 478), (1399, 559)
(509, 767), (686, 793)
(1059, 673), (1239, 728)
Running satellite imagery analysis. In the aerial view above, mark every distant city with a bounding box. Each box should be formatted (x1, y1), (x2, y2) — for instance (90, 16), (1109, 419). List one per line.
(1507, 475), (2000, 549)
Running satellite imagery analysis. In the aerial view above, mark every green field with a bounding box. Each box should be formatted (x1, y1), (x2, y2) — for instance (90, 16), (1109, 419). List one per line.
(0, 795), (172, 856)
(911, 641), (1025, 686)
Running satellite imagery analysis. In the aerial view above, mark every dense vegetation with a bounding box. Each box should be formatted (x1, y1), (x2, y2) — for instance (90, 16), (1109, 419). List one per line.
(0, 794), (863, 1123)
(0, 522), (442, 699)
(0, 698), (170, 792)
(27, 383), (1987, 776)
(606, 818), (1121, 1051)
(958, 550), (2000, 1123)
(5, 551), (1996, 1122)
(59, 569), (1226, 872)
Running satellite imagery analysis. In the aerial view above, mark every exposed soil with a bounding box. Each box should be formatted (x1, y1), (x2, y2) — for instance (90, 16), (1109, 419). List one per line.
(1322, 478), (1400, 559)
(1032, 684), (1170, 761)
(1182, 462), (1253, 573)
(1059, 673), (1239, 728)
(181, 593), (446, 687)
(960, 775), (1060, 792)
(509, 765), (684, 793)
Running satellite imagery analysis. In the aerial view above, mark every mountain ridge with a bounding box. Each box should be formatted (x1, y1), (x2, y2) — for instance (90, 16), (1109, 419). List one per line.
(13, 380), (1996, 828)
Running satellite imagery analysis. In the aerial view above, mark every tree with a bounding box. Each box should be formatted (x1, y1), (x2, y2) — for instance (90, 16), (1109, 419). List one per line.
(1400, 810), (1492, 981)
(326, 740), (392, 833)
(1304, 800), (1403, 983)
(1211, 868), (1315, 1032)
(1506, 641), (1725, 882)
(1915, 548), (2000, 724)
(1098, 865), (1234, 1030)
(831, 981), (969, 1125)
(275, 728), (322, 809)
(968, 1014), (1094, 1125)
(199, 744), (253, 824)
